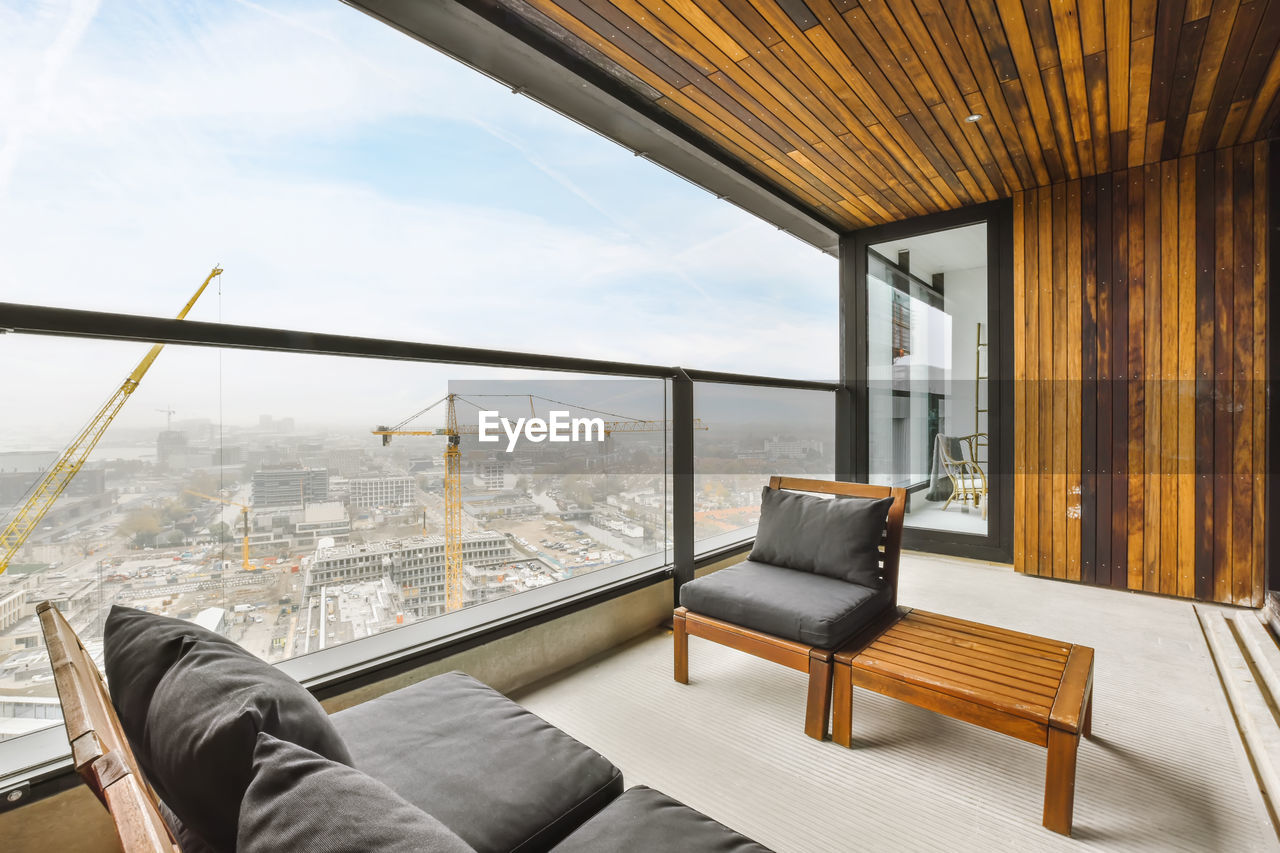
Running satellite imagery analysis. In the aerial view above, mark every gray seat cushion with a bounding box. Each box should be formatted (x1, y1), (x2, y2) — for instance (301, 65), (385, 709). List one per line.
(237, 733), (474, 853)
(330, 671), (622, 853)
(680, 559), (892, 648)
(551, 786), (772, 853)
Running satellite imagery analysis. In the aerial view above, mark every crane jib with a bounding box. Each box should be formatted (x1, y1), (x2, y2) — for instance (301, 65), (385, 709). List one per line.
(0, 268), (223, 575)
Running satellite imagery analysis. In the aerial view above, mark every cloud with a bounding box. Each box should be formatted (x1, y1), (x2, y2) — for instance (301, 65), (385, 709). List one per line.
(0, 0), (837, 443)
(0, 0), (101, 196)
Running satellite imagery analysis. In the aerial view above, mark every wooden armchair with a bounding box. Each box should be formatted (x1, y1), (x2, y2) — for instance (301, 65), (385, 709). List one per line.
(673, 477), (906, 740)
(36, 601), (177, 853)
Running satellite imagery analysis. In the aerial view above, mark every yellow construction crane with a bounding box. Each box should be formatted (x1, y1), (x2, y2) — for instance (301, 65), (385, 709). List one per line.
(0, 267), (223, 576)
(184, 489), (251, 572)
(373, 393), (704, 613)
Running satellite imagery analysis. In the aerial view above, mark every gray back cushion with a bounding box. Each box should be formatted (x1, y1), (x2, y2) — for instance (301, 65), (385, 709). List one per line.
(748, 488), (893, 587)
(238, 733), (474, 853)
(103, 606), (353, 853)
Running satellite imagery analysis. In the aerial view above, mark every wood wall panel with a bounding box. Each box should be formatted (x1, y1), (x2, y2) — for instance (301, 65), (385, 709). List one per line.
(503, 0), (1280, 229)
(1013, 140), (1270, 605)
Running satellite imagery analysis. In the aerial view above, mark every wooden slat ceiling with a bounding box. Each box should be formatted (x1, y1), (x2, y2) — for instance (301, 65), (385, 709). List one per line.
(498, 0), (1280, 228)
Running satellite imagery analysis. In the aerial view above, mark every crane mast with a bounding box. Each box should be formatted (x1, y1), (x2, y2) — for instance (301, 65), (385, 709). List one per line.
(0, 267), (223, 575)
(374, 393), (705, 614)
(443, 396), (463, 612)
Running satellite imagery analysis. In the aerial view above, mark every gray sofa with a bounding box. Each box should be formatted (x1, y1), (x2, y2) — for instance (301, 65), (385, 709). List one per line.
(327, 671), (769, 852)
(102, 605), (770, 852)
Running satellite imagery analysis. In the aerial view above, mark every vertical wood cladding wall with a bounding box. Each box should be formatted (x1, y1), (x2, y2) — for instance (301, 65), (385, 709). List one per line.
(1013, 140), (1269, 606)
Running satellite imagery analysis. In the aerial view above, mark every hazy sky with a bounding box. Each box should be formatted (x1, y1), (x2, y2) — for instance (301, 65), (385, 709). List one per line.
(0, 0), (837, 446)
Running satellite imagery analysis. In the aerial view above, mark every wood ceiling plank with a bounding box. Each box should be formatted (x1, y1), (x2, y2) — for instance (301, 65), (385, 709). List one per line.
(880, 0), (1005, 198)
(1049, 0), (1096, 174)
(1200, 0), (1267, 151)
(553, 0), (702, 84)
(676, 0), (923, 209)
(660, 90), (855, 220)
(1132, 0), (1160, 39)
(1147, 0), (1188, 124)
(1127, 35), (1155, 167)
(1105, 0), (1131, 166)
(912, 0), (979, 95)
(832, 133), (932, 217)
(823, 2), (974, 201)
(617, 0), (878, 207)
(1020, 0), (1061, 71)
(1187, 0), (1214, 21)
(996, 0), (1067, 183)
(1041, 62), (1085, 179)
(1239, 43), (1280, 137)
(1231, 0), (1280, 102)
(1161, 16), (1209, 160)
(664, 0), (751, 60)
(744, 7), (877, 125)
(1082, 48), (1111, 173)
(520, 0), (687, 92)
(969, 0), (1052, 184)
(851, 1), (938, 105)
(810, 0), (911, 116)
(937, 0), (1029, 187)
(1187, 0), (1244, 121)
(1077, 0), (1107, 54)
(505, 0), (1280, 226)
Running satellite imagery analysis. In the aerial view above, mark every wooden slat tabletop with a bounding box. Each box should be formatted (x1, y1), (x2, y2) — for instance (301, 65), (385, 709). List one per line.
(837, 609), (1078, 727)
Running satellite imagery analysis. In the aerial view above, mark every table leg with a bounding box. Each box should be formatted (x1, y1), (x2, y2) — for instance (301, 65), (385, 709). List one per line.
(832, 662), (852, 747)
(1081, 686), (1093, 738)
(673, 609), (688, 685)
(1043, 727), (1080, 835)
(804, 651), (833, 741)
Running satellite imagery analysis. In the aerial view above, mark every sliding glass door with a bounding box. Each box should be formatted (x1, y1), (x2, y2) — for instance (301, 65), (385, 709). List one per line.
(843, 201), (1012, 562)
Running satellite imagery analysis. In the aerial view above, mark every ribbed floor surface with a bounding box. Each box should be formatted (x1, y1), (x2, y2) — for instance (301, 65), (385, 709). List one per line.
(514, 554), (1278, 852)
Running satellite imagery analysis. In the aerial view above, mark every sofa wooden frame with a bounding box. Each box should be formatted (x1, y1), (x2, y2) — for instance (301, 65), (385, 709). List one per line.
(673, 476), (907, 740)
(36, 601), (177, 853)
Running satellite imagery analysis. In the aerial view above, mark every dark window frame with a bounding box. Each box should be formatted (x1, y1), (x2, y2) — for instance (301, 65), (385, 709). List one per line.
(839, 199), (1015, 563)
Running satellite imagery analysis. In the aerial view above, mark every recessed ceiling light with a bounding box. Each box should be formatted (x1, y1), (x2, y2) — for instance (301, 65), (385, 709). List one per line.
(965, 113), (983, 122)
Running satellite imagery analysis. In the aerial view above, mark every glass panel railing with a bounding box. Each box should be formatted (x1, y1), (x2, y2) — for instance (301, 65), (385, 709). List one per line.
(692, 383), (836, 547)
(0, 334), (670, 741)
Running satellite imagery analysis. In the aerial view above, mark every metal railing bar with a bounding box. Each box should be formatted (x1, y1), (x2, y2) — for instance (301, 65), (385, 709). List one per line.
(1, 302), (843, 392)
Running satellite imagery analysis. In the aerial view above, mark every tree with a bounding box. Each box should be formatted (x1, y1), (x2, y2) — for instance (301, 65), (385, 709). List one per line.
(118, 509), (162, 547)
(208, 521), (231, 542)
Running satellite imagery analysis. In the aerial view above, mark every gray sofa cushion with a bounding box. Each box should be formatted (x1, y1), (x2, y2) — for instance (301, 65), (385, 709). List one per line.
(749, 488), (893, 587)
(104, 605), (242, 752)
(104, 606), (353, 853)
(551, 786), (772, 853)
(680, 559), (892, 648)
(331, 671), (623, 853)
(237, 733), (474, 853)
(157, 800), (216, 853)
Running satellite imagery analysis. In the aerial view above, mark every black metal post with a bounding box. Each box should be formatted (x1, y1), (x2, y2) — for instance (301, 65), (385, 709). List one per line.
(838, 230), (866, 481)
(672, 371), (695, 607)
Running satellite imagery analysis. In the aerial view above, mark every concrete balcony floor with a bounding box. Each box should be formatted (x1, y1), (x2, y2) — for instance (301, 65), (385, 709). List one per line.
(514, 553), (1278, 852)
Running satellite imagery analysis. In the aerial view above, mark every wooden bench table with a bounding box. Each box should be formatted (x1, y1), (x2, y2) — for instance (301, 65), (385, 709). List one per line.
(832, 608), (1094, 836)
